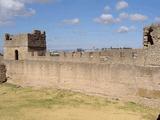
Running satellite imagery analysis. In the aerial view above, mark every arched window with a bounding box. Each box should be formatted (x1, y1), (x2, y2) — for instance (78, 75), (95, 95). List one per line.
(15, 50), (19, 60)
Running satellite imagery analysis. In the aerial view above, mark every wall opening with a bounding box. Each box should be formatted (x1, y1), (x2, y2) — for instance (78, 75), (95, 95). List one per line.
(147, 28), (154, 45)
(15, 50), (19, 60)
(5, 34), (10, 40)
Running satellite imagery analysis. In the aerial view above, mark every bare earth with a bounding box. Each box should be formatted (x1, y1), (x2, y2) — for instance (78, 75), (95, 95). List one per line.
(0, 83), (159, 120)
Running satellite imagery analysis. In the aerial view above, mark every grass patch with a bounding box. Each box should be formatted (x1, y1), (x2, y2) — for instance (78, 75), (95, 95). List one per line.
(0, 83), (159, 120)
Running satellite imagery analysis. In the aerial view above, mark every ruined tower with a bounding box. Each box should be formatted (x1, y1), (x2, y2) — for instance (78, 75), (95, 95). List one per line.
(143, 24), (160, 49)
(143, 24), (160, 65)
(4, 30), (46, 60)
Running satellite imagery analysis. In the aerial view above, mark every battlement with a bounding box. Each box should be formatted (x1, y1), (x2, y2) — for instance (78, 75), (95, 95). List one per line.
(24, 48), (144, 66)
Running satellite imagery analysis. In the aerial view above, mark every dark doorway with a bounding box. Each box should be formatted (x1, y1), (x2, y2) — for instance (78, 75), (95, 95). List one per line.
(15, 50), (19, 60)
(147, 28), (154, 45)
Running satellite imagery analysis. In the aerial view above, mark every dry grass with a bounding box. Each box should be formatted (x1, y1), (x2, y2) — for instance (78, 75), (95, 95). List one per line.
(0, 83), (159, 120)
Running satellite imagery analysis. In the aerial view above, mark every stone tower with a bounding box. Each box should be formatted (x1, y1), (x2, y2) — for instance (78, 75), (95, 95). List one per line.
(4, 30), (46, 60)
(143, 24), (160, 49)
(143, 24), (160, 65)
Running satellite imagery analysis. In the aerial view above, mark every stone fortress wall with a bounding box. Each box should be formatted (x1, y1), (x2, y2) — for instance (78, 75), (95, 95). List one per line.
(3, 24), (160, 108)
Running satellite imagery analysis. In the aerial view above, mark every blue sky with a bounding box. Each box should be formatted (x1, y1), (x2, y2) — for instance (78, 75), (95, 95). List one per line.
(0, 0), (160, 50)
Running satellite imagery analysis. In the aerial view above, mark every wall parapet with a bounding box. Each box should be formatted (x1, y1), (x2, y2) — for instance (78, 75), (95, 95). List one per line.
(23, 49), (146, 66)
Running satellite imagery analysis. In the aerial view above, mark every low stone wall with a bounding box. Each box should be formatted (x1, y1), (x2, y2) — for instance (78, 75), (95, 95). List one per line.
(5, 60), (160, 108)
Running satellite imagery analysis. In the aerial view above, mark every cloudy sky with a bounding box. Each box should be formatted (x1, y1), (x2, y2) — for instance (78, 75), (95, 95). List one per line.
(0, 0), (159, 50)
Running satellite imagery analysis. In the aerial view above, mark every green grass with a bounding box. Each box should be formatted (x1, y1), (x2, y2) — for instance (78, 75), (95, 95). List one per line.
(0, 83), (159, 120)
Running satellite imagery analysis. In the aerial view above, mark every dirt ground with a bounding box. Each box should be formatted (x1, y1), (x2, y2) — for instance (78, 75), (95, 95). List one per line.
(0, 83), (159, 120)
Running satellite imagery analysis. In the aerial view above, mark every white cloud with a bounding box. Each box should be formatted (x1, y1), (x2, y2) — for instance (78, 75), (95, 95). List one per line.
(62, 18), (80, 25)
(130, 13), (148, 21)
(117, 26), (129, 33)
(116, 1), (128, 10)
(94, 14), (120, 24)
(94, 2), (148, 25)
(117, 26), (136, 33)
(0, 0), (50, 26)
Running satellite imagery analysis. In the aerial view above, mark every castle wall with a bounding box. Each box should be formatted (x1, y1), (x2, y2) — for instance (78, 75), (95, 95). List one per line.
(5, 60), (160, 108)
